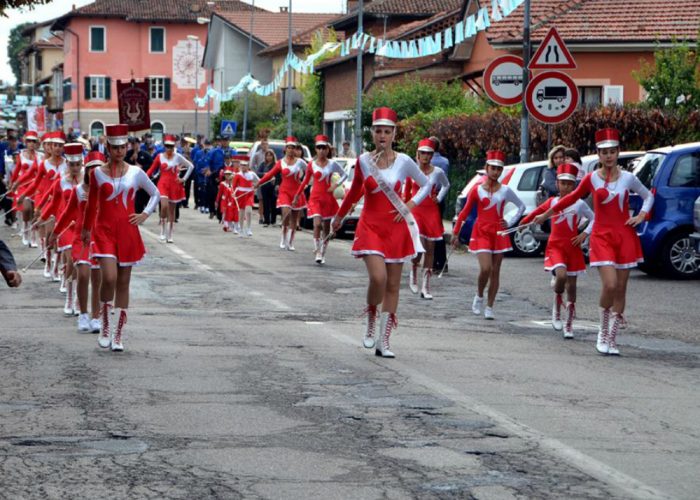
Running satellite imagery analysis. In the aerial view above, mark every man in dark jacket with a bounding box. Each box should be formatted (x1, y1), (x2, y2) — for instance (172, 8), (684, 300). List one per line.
(1, 240), (22, 287)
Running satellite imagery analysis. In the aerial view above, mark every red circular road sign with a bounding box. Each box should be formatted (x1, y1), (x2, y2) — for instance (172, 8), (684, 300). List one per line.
(525, 71), (579, 124)
(483, 55), (526, 106)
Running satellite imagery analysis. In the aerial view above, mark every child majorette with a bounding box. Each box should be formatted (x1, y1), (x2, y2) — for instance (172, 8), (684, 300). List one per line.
(332, 107), (431, 358)
(53, 151), (106, 332)
(216, 167), (239, 233)
(23, 131), (67, 280)
(81, 124), (160, 352)
(404, 138), (450, 299)
(9, 130), (42, 247)
(452, 150), (525, 320)
(520, 163), (594, 338)
(146, 134), (194, 243)
(294, 134), (347, 264)
(258, 136), (307, 251)
(39, 143), (84, 313)
(533, 129), (654, 355)
(231, 156), (260, 237)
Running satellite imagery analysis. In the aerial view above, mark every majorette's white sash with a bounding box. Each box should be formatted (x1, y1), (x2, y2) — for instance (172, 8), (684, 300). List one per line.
(365, 153), (425, 255)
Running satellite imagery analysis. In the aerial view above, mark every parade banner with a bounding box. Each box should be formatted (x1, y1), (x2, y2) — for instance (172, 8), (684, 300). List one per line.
(26, 106), (48, 134)
(117, 79), (151, 132)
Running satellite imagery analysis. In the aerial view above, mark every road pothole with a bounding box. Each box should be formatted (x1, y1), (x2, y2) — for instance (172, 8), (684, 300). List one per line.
(10, 435), (149, 455)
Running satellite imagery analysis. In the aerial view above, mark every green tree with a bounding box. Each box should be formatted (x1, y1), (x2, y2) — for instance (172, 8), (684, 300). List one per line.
(212, 93), (280, 140)
(634, 38), (700, 111)
(7, 22), (32, 87)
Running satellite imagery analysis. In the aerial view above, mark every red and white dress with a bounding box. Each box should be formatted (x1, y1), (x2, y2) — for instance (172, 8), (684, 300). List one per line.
(296, 160), (347, 220)
(146, 152), (193, 203)
(404, 167), (450, 241)
(258, 157), (307, 210)
(216, 181), (238, 223)
(454, 184), (525, 253)
(336, 152), (430, 263)
(552, 170), (654, 269)
(23, 157), (67, 203)
(11, 150), (42, 206)
(82, 165), (160, 266)
(39, 176), (78, 252)
(522, 197), (594, 275)
(54, 184), (98, 268)
(232, 171), (260, 208)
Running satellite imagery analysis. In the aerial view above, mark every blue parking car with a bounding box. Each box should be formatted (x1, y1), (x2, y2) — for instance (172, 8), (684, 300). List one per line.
(630, 142), (700, 279)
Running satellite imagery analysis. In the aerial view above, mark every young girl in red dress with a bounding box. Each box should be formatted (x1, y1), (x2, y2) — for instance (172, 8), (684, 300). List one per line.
(53, 151), (105, 333)
(533, 129), (654, 355)
(332, 107), (431, 358)
(404, 138), (450, 299)
(452, 151), (525, 320)
(258, 137), (307, 251)
(81, 125), (160, 352)
(216, 167), (237, 233)
(9, 130), (42, 247)
(146, 134), (194, 243)
(520, 163), (594, 338)
(294, 134), (347, 264)
(232, 157), (259, 237)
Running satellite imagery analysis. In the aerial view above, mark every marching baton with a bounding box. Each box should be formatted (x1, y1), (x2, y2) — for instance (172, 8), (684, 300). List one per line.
(437, 246), (455, 279)
(22, 221), (75, 272)
(496, 209), (576, 237)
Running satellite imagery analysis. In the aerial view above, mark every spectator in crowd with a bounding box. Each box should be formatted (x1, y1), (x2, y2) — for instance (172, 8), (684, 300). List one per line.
(428, 136), (450, 274)
(207, 138), (225, 219)
(252, 139), (270, 222)
(429, 136), (449, 175)
(94, 134), (108, 155)
(541, 145), (567, 198)
(257, 149), (278, 227)
(341, 140), (356, 158)
(127, 137), (154, 214)
(1, 132), (22, 227)
(181, 136), (197, 208)
(194, 139), (213, 213)
(0, 239), (22, 288)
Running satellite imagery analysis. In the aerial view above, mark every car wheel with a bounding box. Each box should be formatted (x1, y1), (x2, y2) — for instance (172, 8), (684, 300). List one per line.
(509, 226), (543, 257)
(660, 231), (700, 279)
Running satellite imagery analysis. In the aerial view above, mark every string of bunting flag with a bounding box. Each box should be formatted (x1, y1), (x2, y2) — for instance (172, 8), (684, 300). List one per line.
(194, 0), (525, 107)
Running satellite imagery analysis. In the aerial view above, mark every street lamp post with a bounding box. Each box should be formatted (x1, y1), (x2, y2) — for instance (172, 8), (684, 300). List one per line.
(242, 0), (255, 141)
(355, 0), (363, 157)
(188, 35), (200, 136)
(519, 0), (531, 163)
(286, 0), (292, 136)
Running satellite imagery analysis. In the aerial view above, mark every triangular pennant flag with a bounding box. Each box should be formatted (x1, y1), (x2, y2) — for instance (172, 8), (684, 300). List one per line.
(465, 15), (477, 37)
(368, 36), (376, 53)
(455, 21), (465, 44)
(443, 27), (453, 49)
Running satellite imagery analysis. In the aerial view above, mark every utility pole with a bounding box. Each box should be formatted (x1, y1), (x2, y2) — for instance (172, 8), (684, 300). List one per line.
(286, 0), (293, 136)
(242, 0), (255, 141)
(354, 0), (363, 156)
(519, 0), (531, 163)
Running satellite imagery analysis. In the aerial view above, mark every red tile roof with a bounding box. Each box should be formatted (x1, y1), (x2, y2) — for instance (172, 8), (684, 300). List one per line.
(53, 0), (262, 26)
(216, 11), (339, 47)
(363, 0), (463, 15)
(257, 23), (346, 56)
(486, 0), (700, 44)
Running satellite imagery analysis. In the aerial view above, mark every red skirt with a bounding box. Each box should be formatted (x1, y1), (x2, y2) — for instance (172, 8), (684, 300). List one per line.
(157, 175), (186, 203)
(412, 199), (444, 241)
(223, 202), (239, 223)
(469, 221), (511, 254)
(307, 191), (339, 220)
(351, 193), (419, 263)
(589, 224), (643, 269)
(277, 182), (306, 210)
(236, 191), (255, 208)
(544, 237), (586, 275)
(57, 229), (74, 253)
(91, 218), (146, 267)
(72, 238), (98, 267)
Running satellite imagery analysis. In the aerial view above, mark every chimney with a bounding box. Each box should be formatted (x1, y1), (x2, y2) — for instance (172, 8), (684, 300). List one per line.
(280, 6), (288, 13)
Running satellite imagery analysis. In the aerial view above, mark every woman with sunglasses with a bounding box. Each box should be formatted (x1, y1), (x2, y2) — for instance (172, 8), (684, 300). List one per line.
(332, 107), (431, 358)
(294, 135), (347, 264)
(146, 134), (194, 243)
(258, 136), (307, 251)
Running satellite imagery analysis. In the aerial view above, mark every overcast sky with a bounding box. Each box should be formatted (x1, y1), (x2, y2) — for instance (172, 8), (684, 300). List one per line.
(0, 0), (346, 85)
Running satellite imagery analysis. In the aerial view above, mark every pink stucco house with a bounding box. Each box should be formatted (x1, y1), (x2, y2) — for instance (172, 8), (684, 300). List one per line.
(51, 0), (261, 139)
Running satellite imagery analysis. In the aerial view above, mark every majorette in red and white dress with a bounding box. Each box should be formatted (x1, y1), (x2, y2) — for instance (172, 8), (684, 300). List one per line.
(335, 152), (431, 263)
(522, 197), (594, 275)
(404, 170), (450, 241)
(258, 137), (307, 210)
(552, 170), (653, 269)
(216, 176), (238, 224)
(454, 183), (525, 253)
(296, 161), (347, 220)
(54, 183), (98, 268)
(10, 135), (42, 207)
(146, 145), (194, 203)
(40, 176), (79, 252)
(232, 170), (260, 208)
(82, 164), (160, 266)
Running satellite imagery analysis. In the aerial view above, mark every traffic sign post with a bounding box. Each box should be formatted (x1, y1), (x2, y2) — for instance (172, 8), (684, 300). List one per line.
(525, 71), (579, 124)
(484, 55), (527, 106)
(528, 27), (576, 70)
(220, 120), (237, 138)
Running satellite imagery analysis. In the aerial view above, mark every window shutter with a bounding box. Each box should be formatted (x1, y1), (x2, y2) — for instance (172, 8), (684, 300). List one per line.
(164, 78), (171, 101)
(105, 77), (111, 100)
(84, 76), (90, 100)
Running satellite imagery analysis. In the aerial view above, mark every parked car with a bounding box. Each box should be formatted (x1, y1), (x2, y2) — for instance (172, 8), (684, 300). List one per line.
(629, 142), (700, 279)
(249, 140), (312, 165)
(228, 141), (253, 154)
(691, 195), (700, 254)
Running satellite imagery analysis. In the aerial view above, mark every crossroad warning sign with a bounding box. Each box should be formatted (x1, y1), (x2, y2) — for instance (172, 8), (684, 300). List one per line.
(220, 120), (237, 138)
(528, 27), (576, 70)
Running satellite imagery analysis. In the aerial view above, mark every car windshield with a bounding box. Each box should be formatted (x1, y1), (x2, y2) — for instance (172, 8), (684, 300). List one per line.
(633, 153), (666, 189)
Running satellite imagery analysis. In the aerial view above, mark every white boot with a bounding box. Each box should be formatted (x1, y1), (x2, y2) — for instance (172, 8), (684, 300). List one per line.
(551, 293), (563, 331)
(420, 268), (433, 300)
(112, 309), (126, 352)
(608, 312), (622, 356)
(287, 230), (296, 251)
(98, 302), (113, 348)
(63, 280), (74, 316)
(472, 294), (484, 315)
(363, 305), (378, 348)
(30, 229), (38, 248)
(320, 240), (328, 265)
(280, 229), (287, 249)
(596, 307), (611, 354)
(59, 272), (68, 293)
(51, 254), (60, 282)
(166, 222), (174, 243)
(71, 280), (79, 316)
(314, 238), (322, 263)
(77, 313), (91, 332)
(408, 264), (419, 294)
(21, 221), (30, 246)
(375, 312), (396, 358)
(563, 302), (575, 339)
(43, 248), (52, 279)
(159, 219), (166, 241)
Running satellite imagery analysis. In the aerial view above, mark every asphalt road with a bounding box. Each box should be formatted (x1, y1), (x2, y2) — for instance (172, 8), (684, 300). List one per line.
(1, 209), (699, 500)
